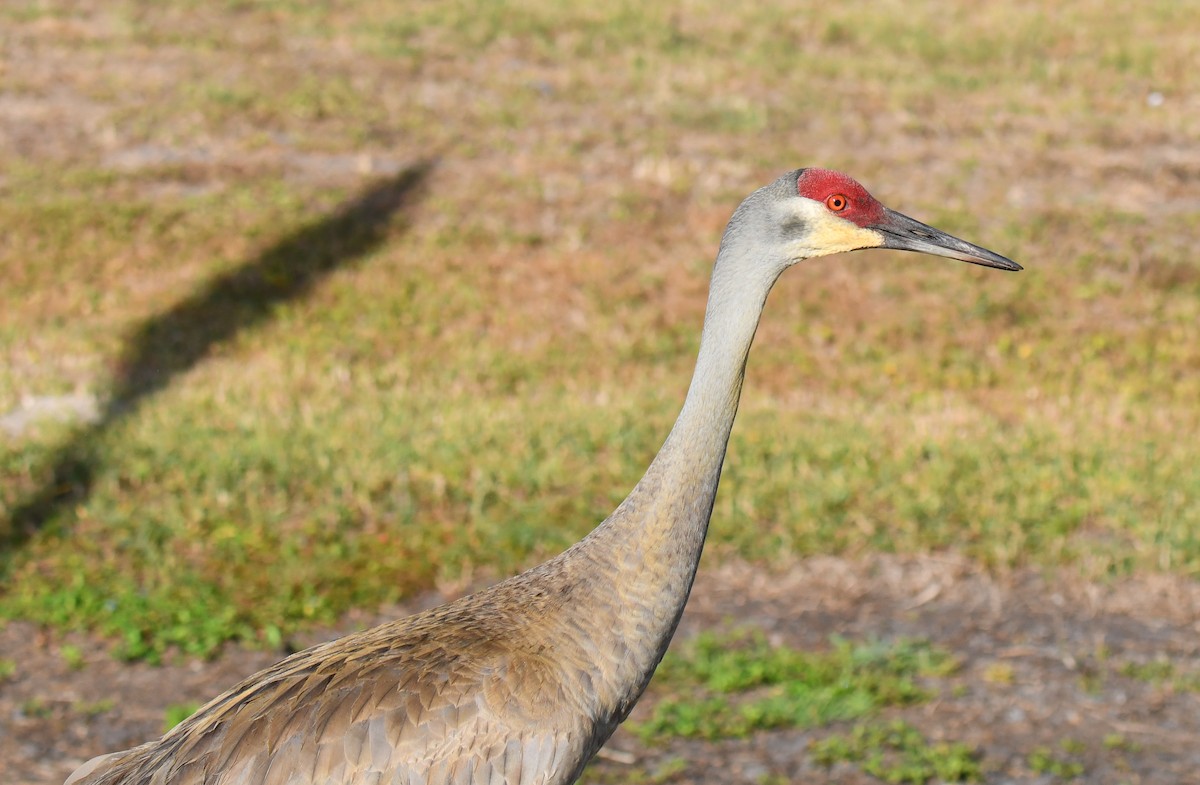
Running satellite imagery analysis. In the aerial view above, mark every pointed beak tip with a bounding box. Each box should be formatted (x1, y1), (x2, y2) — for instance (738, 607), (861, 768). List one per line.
(874, 208), (1021, 274)
(989, 253), (1022, 272)
(982, 256), (1022, 273)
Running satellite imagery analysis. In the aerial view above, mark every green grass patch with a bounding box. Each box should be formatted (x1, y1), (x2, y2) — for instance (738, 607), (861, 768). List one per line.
(1119, 658), (1176, 682)
(633, 632), (954, 741)
(163, 702), (201, 733)
(75, 698), (116, 718)
(1027, 743), (1085, 779)
(1118, 658), (1200, 692)
(811, 720), (983, 784)
(578, 756), (687, 785)
(60, 644), (85, 671)
(20, 697), (51, 719)
(1102, 733), (1140, 753)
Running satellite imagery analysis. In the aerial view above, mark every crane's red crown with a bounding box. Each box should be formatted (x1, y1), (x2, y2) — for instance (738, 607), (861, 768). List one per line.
(796, 168), (886, 228)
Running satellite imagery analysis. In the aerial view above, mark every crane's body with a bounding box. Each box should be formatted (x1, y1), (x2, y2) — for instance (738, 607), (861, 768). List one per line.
(67, 168), (1018, 785)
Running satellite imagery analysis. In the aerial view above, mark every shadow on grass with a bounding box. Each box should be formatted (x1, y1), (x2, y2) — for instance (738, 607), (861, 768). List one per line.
(1, 161), (433, 554)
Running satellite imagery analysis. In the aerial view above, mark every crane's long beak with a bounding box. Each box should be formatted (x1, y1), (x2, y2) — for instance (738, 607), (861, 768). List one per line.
(872, 207), (1021, 272)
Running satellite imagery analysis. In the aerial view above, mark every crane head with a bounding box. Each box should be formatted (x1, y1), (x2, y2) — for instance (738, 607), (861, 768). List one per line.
(785, 168), (1020, 272)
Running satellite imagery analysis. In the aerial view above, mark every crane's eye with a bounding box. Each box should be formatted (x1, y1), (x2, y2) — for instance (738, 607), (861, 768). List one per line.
(826, 194), (848, 212)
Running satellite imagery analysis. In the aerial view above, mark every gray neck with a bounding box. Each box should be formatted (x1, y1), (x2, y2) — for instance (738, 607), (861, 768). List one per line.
(568, 232), (785, 710)
(601, 244), (781, 589)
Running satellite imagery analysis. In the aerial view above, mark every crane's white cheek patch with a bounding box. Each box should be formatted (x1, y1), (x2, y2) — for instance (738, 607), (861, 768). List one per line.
(784, 202), (884, 260)
(804, 217), (884, 257)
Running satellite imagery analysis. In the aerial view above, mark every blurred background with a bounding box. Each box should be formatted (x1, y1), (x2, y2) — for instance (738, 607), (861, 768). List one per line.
(1, 2), (1198, 783)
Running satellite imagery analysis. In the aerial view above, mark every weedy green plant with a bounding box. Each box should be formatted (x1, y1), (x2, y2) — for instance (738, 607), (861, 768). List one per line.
(578, 756), (687, 785)
(0, 658), (15, 682)
(21, 697), (51, 719)
(1117, 658), (1200, 693)
(632, 632), (955, 741)
(810, 720), (982, 783)
(163, 703), (201, 733)
(1119, 658), (1175, 682)
(1027, 745), (1085, 779)
(1058, 738), (1086, 756)
(1102, 733), (1140, 753)
(60, 643), (85, 671)
(74, 698), (116, 717)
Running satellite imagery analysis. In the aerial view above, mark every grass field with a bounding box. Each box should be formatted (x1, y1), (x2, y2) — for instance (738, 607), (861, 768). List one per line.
(1, 0), (1198, 666)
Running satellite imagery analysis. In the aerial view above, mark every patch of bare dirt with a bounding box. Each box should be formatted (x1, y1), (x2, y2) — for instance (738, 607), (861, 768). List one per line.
(3, 555), (1198, 785)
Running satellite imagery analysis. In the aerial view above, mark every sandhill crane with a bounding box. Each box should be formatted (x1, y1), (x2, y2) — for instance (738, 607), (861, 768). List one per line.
(66, 168), (1019, 785)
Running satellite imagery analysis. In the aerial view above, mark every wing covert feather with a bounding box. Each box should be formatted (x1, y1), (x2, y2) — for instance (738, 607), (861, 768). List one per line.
(69, 603), (598, 785)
